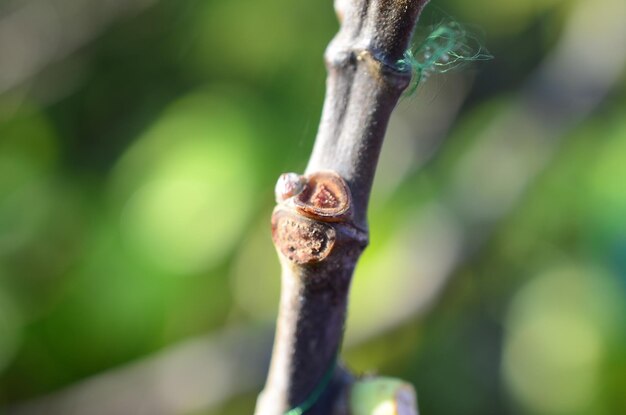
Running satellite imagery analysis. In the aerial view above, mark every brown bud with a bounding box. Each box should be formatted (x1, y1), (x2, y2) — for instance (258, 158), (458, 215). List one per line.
(271, 210), (336, 264)
(293, 171), (352, 222)
(274, 172), (306, 203)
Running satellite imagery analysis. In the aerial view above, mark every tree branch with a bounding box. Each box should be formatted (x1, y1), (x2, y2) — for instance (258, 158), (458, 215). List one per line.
(255, 1), (429, 414)
(308, 0), (427, 228)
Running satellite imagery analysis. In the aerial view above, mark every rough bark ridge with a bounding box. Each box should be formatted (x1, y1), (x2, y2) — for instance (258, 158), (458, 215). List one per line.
(255, 1), (429, 414)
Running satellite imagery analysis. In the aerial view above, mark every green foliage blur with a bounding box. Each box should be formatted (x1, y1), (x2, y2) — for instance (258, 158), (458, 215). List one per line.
(1, 0), (625, 414)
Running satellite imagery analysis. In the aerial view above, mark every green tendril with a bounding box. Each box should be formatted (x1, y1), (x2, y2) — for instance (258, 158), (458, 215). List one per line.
(397, 18), (494, 93)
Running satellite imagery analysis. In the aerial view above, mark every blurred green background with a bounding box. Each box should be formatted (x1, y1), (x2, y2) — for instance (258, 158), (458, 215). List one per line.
(1, 0), (625, 414)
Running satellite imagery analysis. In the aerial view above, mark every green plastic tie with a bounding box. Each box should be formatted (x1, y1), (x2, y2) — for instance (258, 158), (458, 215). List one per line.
(283, 357), (338, 415)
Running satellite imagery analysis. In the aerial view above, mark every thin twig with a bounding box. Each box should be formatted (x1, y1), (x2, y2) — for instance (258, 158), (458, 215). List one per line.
(255, 1), (429, 414)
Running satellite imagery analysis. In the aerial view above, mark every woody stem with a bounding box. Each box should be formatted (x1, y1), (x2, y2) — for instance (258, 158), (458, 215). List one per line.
(255, 1), (429, 414)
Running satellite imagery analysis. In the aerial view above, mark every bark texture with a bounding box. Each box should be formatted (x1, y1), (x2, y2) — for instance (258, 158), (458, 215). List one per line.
(255, 1), (429, 414)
